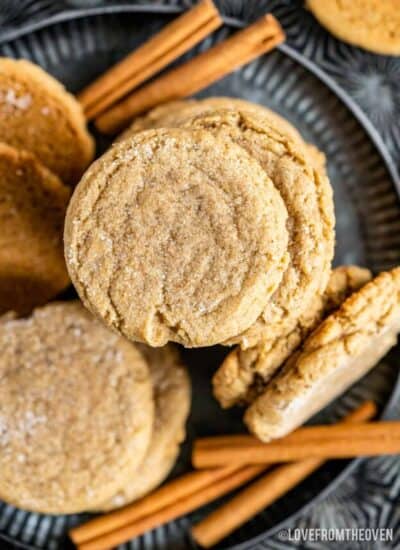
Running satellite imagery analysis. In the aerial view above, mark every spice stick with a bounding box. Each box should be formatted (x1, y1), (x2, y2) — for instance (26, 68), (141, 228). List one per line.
(77, 465), (268, 550)
(84, 14), (222, 120)
(192, 401), (377, 547)
(70, 465), (239, 545)
(195, 413), (390, 448)
(192, 419), (400, 467)
(79, 0), (222, 119)
(196, 434), (256, 448)
(95, 14), (285, 134)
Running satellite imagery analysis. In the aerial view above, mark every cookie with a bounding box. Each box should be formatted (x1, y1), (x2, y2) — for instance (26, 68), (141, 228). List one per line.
(121, 97), (327, 171)
(0, 58), (94, 185)
(0, 301), (154, 514)
(123, 97), (304, 145)
(307, 0), (400, 55)
(184, 109), (335, 347)
(126, 102), (333, 349)
(214, 266), (372, 407)
(0, 143), (71, 315)
(125, 103), (334, 351)
(245, 267), (400, 442)
(65, 127), (289, 347)
(97, 344), (191, 511)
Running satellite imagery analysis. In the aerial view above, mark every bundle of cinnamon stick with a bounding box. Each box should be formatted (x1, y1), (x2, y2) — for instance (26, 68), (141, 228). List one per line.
(78, 0), (285, 134)
(69, 401), (400, 549)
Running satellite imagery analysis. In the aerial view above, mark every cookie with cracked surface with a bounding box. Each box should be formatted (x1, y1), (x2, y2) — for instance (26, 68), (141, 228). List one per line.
(183, 109), (335, 348)
(65, 127), (289, 347)
(307, 0), (400, 55)
(97, 344), (191, 511)
(125, 104), (334, 349)
(245, 267), (400, 442)
(0, 57), (94, 185)
(0, 143), (70, 315)
(214, 266), (372, 408)
(123, 97), (303, 145)
(0, 301), (154, 514)
(120, 97), (327, 172)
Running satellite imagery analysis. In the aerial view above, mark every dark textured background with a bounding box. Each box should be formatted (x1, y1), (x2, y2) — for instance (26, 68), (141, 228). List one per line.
(0, 2), (400, 549)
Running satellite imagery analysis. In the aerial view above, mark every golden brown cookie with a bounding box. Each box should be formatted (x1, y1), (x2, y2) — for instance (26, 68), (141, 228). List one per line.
(125, 101), (333, 353)
(98, 344), (191, 511)
(0, 302), (154, 514)
(65, 127), (289, 347)
(307, 0), (400, 55)
(245, 267), (400, 442)
(121, 97), (326, 171)
(184, 109), (335, 349)
(214, 266), (372, 408)
(0, 57), (94, 185)
(123, 97), (304, 145)
(0, 143), (71, 315)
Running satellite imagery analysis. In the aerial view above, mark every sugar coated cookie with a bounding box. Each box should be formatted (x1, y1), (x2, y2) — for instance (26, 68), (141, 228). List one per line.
(0, 58), (94, 185)
(307, 0), (400, 55)
(98, 344), (190, 510)
(245, 267), (400, 441)
(65, 128), (289, 347)
(214, 266), (371, 408)
(0, 143), (70, 315)
(0, 302), (154, 514)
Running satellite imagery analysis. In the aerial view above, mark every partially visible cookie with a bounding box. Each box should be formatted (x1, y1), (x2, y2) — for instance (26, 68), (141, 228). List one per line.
(121, 97), (326, 171)
(0, 58), (94, 185)
(245, 267), (400, 442)
(123, 97), (304, 145)
(98, 344), (191, 511)
(65, 127), (289, 347)
(0, 302), (154, 514)
(184, 110), (335, 350)
(0, 143), (70, 315)
(307, 0), (400, 55)
(125, 103), (333, 353)
(214, 266), (372, 408)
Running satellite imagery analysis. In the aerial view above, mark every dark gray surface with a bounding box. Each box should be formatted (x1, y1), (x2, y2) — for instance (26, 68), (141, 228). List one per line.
(0, 2), (400, 549)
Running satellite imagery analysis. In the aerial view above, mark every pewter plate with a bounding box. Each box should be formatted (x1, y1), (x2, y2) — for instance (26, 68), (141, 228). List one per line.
(0, 7), (400, 550)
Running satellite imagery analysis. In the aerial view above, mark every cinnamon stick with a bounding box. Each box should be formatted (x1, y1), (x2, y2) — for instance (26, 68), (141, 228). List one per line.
(192, 419), (400, 468)
(191, 401), (377, 547)
(95, 14), (285, 134)
(79, 0), (222, 120)
(70, 465), (239, 545)
(76, 465), (268, 550)
(196, 434), (256, 448)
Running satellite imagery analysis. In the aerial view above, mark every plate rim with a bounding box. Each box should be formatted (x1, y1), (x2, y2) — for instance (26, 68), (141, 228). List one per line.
(0, 5), (400, 550)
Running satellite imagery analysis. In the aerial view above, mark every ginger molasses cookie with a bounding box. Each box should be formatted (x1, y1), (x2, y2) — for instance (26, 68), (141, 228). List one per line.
(0, 302), (154, 514)
(307, 0), (400, 55)
(121, 97), (326, 171)
(65, 127), (289, 347)
(126, 104), (334, 354)
(214, 266), (372, 408)
(245, 267), (400, 442)
(0, 143), (70, 315)
(185, 110), (335, 348)
(98, 344), (190, 511)
(0, 58), (94, 185)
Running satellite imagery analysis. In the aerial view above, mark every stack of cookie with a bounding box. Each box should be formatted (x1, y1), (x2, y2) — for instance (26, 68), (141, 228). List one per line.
(0, 58), (94, 315)
(65, 96), (400, 445)
(0, 302), (190, 514)
(0, 59), (191, 515)
(65, 97), (335, 351)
